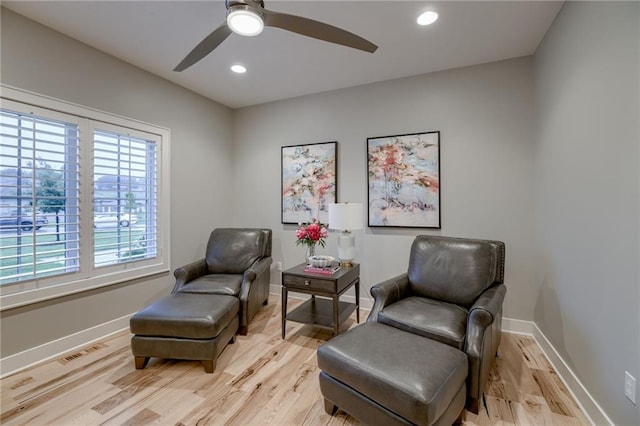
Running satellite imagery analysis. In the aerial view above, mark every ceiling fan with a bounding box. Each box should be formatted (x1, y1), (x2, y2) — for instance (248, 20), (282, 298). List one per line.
(174, 0), (378, 72)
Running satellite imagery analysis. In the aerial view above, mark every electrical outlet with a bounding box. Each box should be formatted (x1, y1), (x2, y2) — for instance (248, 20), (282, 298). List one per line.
(625, 371), (637, 404)
(276, 261), (283, 271)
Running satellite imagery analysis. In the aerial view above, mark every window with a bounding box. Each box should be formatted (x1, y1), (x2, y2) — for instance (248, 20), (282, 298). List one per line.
(0, 87), (170, 309)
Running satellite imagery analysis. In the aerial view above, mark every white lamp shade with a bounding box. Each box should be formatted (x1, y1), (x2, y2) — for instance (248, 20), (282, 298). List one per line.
(328, 203), (363, 231)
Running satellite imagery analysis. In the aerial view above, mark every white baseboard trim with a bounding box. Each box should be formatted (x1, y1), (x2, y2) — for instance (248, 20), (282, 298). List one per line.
(502, 317), (612, 426)
(502, 317), (536, 335)
(0, 313), (133, 379)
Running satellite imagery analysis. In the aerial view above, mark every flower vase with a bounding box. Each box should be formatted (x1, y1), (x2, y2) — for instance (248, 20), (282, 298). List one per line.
(305, 244), (316, 265)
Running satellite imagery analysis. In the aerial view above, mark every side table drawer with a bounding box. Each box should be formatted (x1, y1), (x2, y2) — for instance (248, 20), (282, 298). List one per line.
(283, 274), (335, 292)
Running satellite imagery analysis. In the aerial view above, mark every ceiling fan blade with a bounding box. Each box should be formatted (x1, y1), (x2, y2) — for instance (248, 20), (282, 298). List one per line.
(174, 23), (233, 72)
(261, 9), (377, 53)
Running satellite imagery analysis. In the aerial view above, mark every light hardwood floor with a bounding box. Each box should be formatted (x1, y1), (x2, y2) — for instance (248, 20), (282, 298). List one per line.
(1, 295), (590, 425)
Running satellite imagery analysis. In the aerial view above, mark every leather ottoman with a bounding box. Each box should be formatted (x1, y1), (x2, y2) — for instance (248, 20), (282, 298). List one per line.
(317, 323), (468, 426)
(130, 293), (239, 373)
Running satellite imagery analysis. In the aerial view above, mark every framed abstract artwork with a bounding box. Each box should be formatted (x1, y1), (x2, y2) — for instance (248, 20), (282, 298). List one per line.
(367, 131), (440, 228)
(281, 141), (337, 224)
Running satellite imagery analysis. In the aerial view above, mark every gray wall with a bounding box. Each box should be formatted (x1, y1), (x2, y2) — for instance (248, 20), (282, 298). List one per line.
(0, 8), (234, 357)
(232, 57), (537, 319)
(533, 2), (640, 425)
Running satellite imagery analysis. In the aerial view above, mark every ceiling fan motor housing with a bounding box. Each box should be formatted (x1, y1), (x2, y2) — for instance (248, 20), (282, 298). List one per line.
(225, 0), (265, 10)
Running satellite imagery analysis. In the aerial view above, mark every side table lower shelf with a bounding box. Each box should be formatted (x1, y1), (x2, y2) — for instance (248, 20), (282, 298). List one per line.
(286, 298), (356, 333)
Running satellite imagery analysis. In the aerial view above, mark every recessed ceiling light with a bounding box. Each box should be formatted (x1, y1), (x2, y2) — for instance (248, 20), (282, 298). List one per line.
(231, 64), (247, 74)
(417, 11), (438, 26)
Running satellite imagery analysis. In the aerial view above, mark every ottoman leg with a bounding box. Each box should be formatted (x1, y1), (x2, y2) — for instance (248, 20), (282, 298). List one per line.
(324, 399), (338, 416)
(135, 356), (150, 370)
(229, 334), (237, 344)
(467, 397), (479, 414)
(202, 359), (216, 374)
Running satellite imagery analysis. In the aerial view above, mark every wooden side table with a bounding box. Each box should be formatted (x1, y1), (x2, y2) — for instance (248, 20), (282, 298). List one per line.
(281, 263), (360, 339)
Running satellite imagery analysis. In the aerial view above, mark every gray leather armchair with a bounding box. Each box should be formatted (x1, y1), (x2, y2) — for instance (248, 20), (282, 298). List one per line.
(172, 228), (272, 335)
(367, 235), (505, 414)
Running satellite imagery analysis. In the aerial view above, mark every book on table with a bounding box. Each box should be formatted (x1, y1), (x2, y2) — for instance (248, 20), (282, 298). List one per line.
(304, 263), (341, 275)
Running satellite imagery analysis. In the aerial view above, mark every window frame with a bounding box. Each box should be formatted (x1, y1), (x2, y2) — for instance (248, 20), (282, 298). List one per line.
(0, 85), (170, 311)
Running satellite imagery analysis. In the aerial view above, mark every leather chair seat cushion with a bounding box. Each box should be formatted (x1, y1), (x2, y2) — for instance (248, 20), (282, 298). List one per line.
(317, 323), (468, 425)
(176, 274), (243, 296)
(130, 293), (239, 339)
(378, 296), (468, 350)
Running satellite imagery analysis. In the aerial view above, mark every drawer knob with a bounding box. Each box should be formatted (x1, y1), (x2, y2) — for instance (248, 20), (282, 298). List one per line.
(305, 280), (310, 286)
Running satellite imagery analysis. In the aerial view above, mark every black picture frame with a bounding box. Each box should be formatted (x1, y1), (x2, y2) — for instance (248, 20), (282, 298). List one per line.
(281, 141), (337, 224)
(367, 131), (440, 228)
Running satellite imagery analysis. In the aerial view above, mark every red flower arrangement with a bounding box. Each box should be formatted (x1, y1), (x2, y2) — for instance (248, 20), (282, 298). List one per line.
(295, 218), (328, 248)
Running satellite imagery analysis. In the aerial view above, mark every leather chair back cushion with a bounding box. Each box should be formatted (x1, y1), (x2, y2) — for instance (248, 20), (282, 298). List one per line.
(206, 228), (265, 274)
(408, 236), (497, 306)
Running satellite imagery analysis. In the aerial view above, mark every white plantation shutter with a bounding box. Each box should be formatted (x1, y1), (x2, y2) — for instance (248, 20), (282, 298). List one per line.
(0, 87), (170, 309)
(93, 129), (158, 267)
(0, 109), (80, 284)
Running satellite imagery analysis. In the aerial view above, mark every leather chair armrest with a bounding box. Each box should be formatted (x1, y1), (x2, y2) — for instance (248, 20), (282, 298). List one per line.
(239, 257), (272, 301)
(238, 257), (273, 334)
(464, 283), (506, 406)
(171, 258), (207, 293)
(367, 273), (410, 323)
(468, 284), (506, 328)
(466, 284), (506, 350)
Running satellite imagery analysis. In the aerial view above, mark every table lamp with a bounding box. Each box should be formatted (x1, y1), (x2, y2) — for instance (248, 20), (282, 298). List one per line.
(328, 202), (363, 267)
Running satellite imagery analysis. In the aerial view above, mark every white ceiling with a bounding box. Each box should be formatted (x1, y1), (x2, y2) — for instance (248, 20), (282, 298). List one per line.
(3, 1), (563, 109)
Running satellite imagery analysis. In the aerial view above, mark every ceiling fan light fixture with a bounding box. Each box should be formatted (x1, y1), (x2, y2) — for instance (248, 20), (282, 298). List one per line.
(417, 10), (438, 26)
(227, 8), (264, 36)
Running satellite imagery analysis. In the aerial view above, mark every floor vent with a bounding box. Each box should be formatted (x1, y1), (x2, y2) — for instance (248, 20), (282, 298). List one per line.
(58, 343), (108, 365)
(59, 352), (82, 365)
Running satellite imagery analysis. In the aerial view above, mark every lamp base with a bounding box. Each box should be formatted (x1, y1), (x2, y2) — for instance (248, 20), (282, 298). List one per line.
(337, 231), (356, 268)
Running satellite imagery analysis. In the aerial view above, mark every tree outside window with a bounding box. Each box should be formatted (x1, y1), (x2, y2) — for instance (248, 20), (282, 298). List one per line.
(34, 160), (65, 241)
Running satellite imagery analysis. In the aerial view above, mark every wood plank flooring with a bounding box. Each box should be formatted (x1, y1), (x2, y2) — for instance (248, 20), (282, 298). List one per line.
(1, 295), (591, 425)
